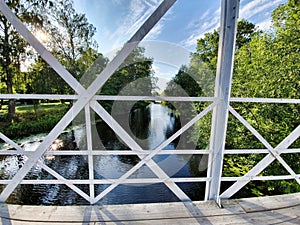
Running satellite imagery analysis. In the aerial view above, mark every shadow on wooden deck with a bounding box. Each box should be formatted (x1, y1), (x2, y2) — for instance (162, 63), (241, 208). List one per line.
(1, 193), (300, 224)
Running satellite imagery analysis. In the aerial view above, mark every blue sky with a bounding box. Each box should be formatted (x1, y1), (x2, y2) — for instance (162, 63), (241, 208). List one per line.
(73, 0), (287, 93)
(74, 0), (287, 54)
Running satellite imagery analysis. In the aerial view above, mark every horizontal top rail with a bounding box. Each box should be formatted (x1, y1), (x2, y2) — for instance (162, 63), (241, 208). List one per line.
(230, 97), (300, 104)
(0, 94), (216, 102)
(1, 94), (300, 104)
(1, 149), (300, 156)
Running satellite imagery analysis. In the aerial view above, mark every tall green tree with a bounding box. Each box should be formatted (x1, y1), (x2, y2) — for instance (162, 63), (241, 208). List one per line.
(165, 65), (203, 97)
(100, 47), (155, 112)
(47, 0), (97, 83)
(165, 20), (258, 149)
(193, 19), (258, 72)
(0, 0), (51, 121)
(29, 0), (100, 96)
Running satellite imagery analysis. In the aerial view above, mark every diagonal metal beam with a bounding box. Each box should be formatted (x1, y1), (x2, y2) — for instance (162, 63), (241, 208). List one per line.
(0, 132), (23, 152)
(0, 0), (177, 203)
(37, 162), (91, 202)
(220, 110), (300, 199)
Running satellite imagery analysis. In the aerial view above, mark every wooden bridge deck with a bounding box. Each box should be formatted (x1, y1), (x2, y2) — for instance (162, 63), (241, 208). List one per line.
(0, 193), (300, 224)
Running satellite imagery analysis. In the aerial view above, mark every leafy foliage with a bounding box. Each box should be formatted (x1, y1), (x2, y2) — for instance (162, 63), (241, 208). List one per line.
(0, 103), (68, 139)
(27, 0), (101, 97)
(224, 0), (299, 197)
(167, 0), (300, 197)
(0, 0), (53, 120)
(99, 47), (155, 112)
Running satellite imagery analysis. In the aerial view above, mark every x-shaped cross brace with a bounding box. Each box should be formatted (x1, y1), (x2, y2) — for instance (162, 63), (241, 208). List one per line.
(0, 0), (217, 204)
(220, 106), (300, 199)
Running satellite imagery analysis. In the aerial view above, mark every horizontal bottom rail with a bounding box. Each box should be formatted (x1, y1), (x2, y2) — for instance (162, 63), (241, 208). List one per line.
(221, 174), (300, 181)
(0, 174), (299, 185)
(0, 177), (210, 185)
(1, 149), (300, 156)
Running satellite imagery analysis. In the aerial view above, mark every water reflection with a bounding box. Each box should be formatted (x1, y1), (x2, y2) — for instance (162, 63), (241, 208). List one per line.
(148, 103), (175, 150)
(0, 103), (205, 205)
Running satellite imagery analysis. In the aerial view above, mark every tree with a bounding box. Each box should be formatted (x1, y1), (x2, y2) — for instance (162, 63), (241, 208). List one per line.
(193, 30), (219, 72)
(0, 0), (52, 121)
(30, 48), (105, 96)
(164, 21), (257, 151)
(77, 48), (108, 89)
(231, 0), (299, 143)
(189, 19), (264, 153)
(29, 0), (101, 98)
(47, 0), (97, 85)
(30, 56), (65, 95)
(165, 65), (203, 97)
(99, 47), (155, 112)
(193, 19), (258, 72)
(236, 19), (257, 49)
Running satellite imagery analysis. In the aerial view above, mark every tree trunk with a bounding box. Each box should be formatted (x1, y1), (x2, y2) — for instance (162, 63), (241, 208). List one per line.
(3, 20), (15, 122)
(6, 68), (15, 122)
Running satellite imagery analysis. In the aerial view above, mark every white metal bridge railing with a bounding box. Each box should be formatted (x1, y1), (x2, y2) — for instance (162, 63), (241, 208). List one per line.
(0, 0), (299, 206)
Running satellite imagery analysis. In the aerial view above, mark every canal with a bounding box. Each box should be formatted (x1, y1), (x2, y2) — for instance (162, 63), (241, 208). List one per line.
(0, 103), (205, 205)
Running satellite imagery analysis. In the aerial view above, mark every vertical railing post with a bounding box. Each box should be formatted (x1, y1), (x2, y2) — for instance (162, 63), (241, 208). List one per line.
(205, 0), (239, 206)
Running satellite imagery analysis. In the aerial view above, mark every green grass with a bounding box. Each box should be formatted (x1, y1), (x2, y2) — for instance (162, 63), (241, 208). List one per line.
(0, 103), (69, 140)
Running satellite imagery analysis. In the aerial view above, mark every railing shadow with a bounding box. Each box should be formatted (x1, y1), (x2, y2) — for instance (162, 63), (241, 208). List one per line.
(0, 204), (12, 225)
(1, 196), (300, 224)
(82, 205), (125, 225)
(79, 201), (214, 225)
(183, 201), (214, 225)
(222, 197), (300, 225)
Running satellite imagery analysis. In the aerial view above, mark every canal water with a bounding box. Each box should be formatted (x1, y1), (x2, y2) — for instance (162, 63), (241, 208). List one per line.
(0, 103), (206, 205)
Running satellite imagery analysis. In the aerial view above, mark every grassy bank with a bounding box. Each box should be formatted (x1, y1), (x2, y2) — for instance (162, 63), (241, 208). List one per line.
(0, 103), (69, 140)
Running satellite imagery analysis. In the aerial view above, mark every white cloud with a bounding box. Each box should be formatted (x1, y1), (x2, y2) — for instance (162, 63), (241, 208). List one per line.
(239, 0), (285, 19)
(239, 0), (287, 31)
(146, 22), (164, 39)
(182, 0), (287, 49)
(152, 63), (177, 93)
(256, 19), (272, 30)
(111, 0), (126, 5)
(108, 0), (165, 49)
(182, 7), (221, 48)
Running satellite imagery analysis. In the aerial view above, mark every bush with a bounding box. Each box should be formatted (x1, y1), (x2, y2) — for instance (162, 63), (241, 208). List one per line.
(0, 104), (68, 140)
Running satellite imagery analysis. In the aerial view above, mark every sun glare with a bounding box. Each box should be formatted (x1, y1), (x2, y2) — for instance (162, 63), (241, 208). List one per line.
(35, 30), (49, 43)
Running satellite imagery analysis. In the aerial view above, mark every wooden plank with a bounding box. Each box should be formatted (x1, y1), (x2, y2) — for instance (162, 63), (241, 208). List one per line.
(0, 193), (300, 224)
(236, 192), (300, 213)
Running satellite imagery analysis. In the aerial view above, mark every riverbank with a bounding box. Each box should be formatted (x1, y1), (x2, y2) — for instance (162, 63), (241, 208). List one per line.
(0, 103), (68, 140)
(0, 101), (153, 141)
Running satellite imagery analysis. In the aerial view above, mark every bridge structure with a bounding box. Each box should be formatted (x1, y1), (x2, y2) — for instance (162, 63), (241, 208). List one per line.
(0, 0), (299, 223)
